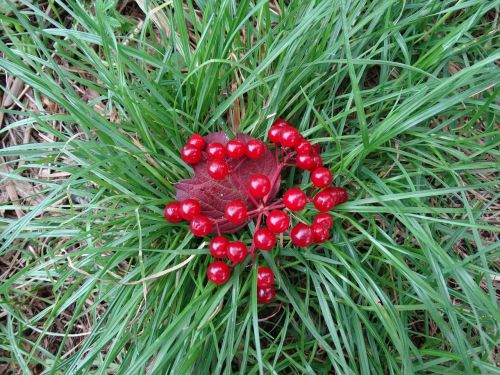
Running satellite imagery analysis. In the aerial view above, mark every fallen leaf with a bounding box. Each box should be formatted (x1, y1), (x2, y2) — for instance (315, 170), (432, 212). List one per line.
(175, 132), (280, 233)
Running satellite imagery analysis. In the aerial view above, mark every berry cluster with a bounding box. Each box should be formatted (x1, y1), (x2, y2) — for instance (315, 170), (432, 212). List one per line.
(164, 118), (348, 303)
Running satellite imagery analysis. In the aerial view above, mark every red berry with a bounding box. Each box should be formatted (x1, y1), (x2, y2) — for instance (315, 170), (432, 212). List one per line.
(328, 187), (348, 204)
(181, 144), (202, 165)
(257, 286), (276, 303)
(283, 187), (307, 211)
(207, 261), (230, 285)
(257, 267), (275, 288)
(290, 223), (313, 247)
(296, 139), (312, 155)
(296, 154), (314, 170)
(206, 142), (225, 159)
(248, 174), (271, 198)
(311, 167), (333, 188)
(312, 190), (336, 212)
(311, 223), (330, 243)
(224, 201), (247, 224)
(190, 215), (212, 236)
(266, 210), (290, 233)
(245, 139), (265, 159)
(313, 213), (333, 229)
(272, 118), (290, 128)
(164, 202), (183, 223)
(187, 134), (205, 150)
(207, 159), (229, 180)
(209, 236), (229, 258)
(253, 228), (276, 251)
(180, 199), (201, 220)
(268, 126), (283, 143)
(227, 241), (248, 263)
(226, 140), (246, 158)
(279, 126), (300, 148)
(311, 154), (323, 169)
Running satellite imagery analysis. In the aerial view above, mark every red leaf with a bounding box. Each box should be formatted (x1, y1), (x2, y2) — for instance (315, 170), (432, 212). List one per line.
(175, 132), (280, 233)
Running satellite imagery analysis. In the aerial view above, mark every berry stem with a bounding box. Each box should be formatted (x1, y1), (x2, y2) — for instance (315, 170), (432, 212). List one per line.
(251, 212), (263, 264)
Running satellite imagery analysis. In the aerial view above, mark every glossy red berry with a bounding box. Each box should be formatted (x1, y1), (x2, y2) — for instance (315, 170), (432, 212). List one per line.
(279, 126), (300, 148)
(257, 286), (276, 303)
(268, 126), (283, 143)
(296, 154), (314, 170)
(311, 167), (333, 188)
(266, 210), (290, 233)
(312, 190), (336, 212)
(283, 187), (307, 211)
(187, 134), (205, 150)
(163, 202), (183, 223)
(207, 159), (229, 180)
(207, 261), (230, 285)
(190, 215), (212, 236)
(224, 201), (247, 224)
(296, 139), (312, 155)
(257, 267), (275, 288)
(313, 213), (333, 229)
(245, 139), (265, 159)
(227, 241), (248, 263)
(181, 144), (202, 165)
(311, 154), (323, 169)
(311, 223), (330, 243)
(328, 187), (348, 204)
(290, 223), (313, 247)
(226, 140), (246, 158)
(248, 174), (271, 198)
(209, 236), (229, 258)
(253, 228), (276, 251)
(206, 142), (225, 159)
(272, 118), (290, 128)
(180, 199), (201, 220)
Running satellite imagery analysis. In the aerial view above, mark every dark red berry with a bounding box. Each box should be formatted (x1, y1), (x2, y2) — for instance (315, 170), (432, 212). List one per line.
(164, 202), (183, 223)
(248, 174), (271, 198)
(272, 118), (290, 128)
(312, 144), (321, 154)
(257, 286), (276, 303)
(311, 154), (323, 169)
(181, 144), (202, 165)
(253, 228), (276, 251)
(224, 201), (247, 224)
(227, 241), (248, 263)
(209, 236), (229, 258)
(207, 159), (229, 180)
(187, 134), (205, 150)
(180, 199), (201, 220)
(290, 223), (313, 247)
(268, 126), (283, 143)
(296, 139), (312, 155)
(328, 187), (348, 204)
(296, 154), (314, 170)
(190, 215), (212, 236)
(279, 126), (300, 148)
(245, 139), (265, 159)
(313, 213), (333, 229)
(312, 190), (336, 212)
(311, 167), (332, 188)
(257, 267), (275, 288)
(266, 210), (290, 233)
(206, 142), (225, 159)
(207, 261), (230, 285)
(283, 187), (307, 211)
(226, 140), (246, 158)
(311, 223), (330, 243)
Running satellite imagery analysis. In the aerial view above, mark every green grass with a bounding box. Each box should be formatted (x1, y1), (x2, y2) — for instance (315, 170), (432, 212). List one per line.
(0, 0), (499, 373)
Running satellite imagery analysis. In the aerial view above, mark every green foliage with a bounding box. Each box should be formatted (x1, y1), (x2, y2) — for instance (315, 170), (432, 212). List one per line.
(0, 0), (499, 373)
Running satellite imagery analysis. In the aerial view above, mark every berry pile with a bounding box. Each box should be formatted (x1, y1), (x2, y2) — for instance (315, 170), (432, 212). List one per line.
(164, 118), (348, 303)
